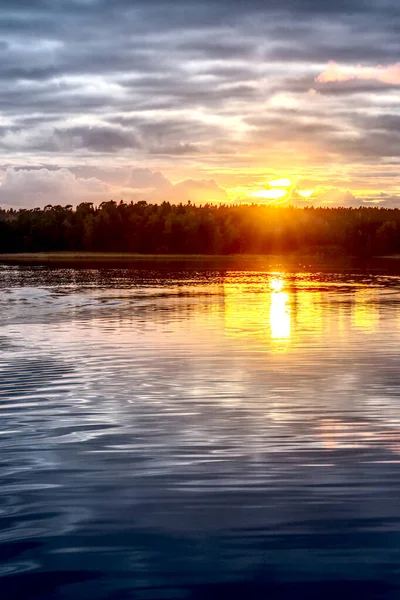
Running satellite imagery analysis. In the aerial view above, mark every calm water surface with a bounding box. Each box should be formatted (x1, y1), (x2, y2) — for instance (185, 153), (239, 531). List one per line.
(2, 263), (400, 599)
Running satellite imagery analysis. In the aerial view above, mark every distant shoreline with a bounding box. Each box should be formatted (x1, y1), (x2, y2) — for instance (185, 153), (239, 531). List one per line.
(0, 251), (306, 266)
(2, 203), (400, 258)
(0, 251), (398, 266)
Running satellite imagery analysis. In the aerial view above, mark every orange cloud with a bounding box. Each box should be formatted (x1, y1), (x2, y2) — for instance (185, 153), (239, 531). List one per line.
(316, 61), (400, 85)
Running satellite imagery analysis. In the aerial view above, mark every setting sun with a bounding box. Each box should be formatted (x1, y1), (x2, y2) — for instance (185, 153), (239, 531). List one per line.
(298, 189), (314, 198)
(251, 189), (287, 200)
(250, 177), (293, 202)
(268, 178), (292, 187)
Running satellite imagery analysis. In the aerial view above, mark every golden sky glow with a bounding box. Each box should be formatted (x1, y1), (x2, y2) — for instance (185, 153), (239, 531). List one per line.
(251, 189), (288, 200)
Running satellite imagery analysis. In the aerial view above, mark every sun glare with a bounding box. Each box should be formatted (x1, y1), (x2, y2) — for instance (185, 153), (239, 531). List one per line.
(268, 178), (292, 187)
(252, 189), (287, 200)
(270, 291), (291, 341)
(270, 276), (285, 292)
(269, 276), (290, 343)
(298, 189), (314, 198)
(250, 177), (293, 201)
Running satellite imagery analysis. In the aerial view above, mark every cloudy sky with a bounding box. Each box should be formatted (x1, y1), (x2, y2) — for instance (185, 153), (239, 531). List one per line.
(1, 0), (400, 208)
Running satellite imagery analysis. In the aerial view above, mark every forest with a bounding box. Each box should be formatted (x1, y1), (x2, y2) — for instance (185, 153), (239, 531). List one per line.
(0, 200), (400, 256)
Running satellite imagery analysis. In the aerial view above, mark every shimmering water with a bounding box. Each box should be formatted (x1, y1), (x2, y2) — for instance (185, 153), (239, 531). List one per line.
(2, 263), (400, 599)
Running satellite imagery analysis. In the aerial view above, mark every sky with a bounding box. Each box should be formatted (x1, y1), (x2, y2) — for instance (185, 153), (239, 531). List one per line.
(1, 0), (400, 208)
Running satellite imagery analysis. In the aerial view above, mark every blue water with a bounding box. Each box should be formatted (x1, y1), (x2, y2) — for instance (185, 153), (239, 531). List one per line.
(1, 263), (400, 599)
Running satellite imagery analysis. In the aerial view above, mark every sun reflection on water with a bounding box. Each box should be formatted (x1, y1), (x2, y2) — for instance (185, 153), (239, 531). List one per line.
(269, 276), (284, 293)
(270, 290), (291, 342)
(269, 276), (291, 347)
(222, 273), (388, 356)
(223, 274), (291, 350)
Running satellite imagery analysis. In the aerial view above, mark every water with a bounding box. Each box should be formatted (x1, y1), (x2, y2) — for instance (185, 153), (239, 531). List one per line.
(1, 262), (400, 599)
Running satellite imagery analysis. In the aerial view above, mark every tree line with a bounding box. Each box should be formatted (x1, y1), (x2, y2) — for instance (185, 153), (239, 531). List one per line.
(0, 200), (399, 256)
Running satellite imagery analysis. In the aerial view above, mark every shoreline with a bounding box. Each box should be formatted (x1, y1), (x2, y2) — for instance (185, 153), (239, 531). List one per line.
(0, 251), (397, 267)
(0, 251), (347, 261)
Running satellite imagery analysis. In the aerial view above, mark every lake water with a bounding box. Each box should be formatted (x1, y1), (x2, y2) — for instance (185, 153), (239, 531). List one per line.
(2, 262), (400, 599)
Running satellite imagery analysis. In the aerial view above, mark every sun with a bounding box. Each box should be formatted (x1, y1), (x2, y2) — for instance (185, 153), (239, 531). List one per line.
(268, 178), (292, 187)
(298, 189), (313, 198)
(251, 189), (287, 200)
(250, 177), (293, 202)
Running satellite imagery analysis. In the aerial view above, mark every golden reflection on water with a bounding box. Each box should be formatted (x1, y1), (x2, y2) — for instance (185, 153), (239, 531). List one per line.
(269, 276), (285, 293)
(269, 277), (291, 346)
(270, 290), (291, 341)
(352, 289), (379, 333)
(295, 289), (324, 336)
(222, 273), (389, 354)
(223, 273), (291, 350)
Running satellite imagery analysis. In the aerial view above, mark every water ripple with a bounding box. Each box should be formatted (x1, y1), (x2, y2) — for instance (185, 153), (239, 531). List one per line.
(1, 265), (400, 597)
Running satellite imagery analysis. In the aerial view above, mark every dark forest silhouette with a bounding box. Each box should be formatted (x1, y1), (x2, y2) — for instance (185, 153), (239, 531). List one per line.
(1, 200), (399, 256)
